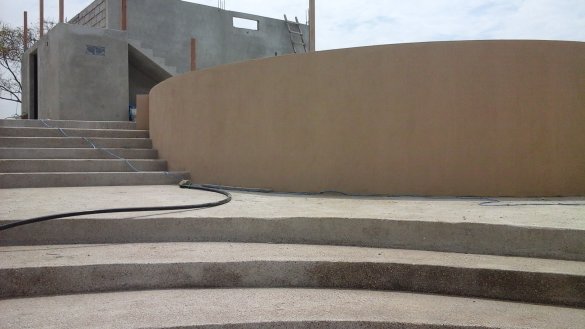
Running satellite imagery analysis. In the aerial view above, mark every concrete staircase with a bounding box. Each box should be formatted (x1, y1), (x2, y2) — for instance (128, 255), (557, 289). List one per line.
(128, 39), (179, 78)
(0, 119), (189, 188)
(0, 186), (583, 328)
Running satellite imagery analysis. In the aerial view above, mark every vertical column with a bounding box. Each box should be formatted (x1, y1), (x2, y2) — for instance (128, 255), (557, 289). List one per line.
(121, 0), (127, 31)
(309, 0), (316, 52)
(24, 12), (28, 50)
(190, 38), (197, 71)
(59, 0), (64, 23)
(39, 0), (44, 37)
(136, 95), (150, 131)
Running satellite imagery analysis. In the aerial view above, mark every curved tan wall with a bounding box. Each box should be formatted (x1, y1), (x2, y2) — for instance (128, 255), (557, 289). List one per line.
(150, 40), (585, 196)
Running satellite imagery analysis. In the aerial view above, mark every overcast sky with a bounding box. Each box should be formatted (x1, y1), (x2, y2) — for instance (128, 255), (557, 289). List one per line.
(1, 0), (584, 118)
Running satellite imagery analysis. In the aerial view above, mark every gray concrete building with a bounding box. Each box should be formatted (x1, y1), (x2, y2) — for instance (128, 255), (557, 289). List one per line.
(21, 0), (309, 121)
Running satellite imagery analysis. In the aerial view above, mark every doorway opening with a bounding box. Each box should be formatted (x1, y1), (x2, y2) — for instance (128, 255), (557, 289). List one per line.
(30, 52), (39, 119)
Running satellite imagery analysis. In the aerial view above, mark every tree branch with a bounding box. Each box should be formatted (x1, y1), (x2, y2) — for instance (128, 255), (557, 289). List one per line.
(0, 83), (21, 103)
(0, 94), (20, 102)
(1, 56), (21, 90)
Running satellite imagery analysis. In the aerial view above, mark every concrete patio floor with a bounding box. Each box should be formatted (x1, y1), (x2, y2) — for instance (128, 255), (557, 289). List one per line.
(1, 185), (584, 229)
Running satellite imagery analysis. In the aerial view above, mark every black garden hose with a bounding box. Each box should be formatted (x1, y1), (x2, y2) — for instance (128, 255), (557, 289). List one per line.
(2, 180), (582, 232)
(0, 182), (231, 232)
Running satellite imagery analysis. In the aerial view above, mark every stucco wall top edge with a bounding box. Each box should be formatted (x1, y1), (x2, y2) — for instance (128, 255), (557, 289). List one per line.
(150, 39), (585, 93)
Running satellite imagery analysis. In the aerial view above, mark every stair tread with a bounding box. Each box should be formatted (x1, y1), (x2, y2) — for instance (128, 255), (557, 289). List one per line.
(1, 186), (580, 229)
(0, 172), (189, 189)
(1, 289), (583, 329)
(0, 147), (155, 152)
(0, 172), (187, 178)
(0, 147), (155, 150)
(0, 136), (151, 140)
(2, 242), (582, 274)
(0, 137), (152, 150)
(0, 127), (148, 138)
(0, 127), (148, 132)
(0, 159), (168, 173)
(2, 242), (583, 305)
(0, 148), (158, 160)
(0, 170), (183, 172)
(0, 158), (164, 161)
(0, 119), (133, 123)
(0, 186), (583, 261)
(0, 119), (136, 130)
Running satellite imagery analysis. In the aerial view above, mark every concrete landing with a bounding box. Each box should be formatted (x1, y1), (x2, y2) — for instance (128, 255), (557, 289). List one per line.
(1, 185), (583, 228)
(1, 289), (583, 329)
(1, 186), (584, 260)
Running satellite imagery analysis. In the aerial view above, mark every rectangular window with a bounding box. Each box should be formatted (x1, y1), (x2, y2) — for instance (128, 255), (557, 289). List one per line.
(233, 17), (259, 31)
(86, 45), (106, 56)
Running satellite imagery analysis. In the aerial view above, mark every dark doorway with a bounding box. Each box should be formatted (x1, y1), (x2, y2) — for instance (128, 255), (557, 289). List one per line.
(31, 52), (39, 119)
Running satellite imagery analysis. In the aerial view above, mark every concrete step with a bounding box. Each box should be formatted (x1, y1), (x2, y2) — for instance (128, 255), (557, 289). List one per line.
(1, 186), (583, 261)
(1, 242), (583, 306)
(0, 119), (136, 130)
(0, 159), (167, 173)
(0, 137), (152, 149)
(0, 127), (149, 138)
(0, 171), (189, 188)
(1, 289), (583, 329)
(0, 147), (158, 159)
(2, 217), (582, 261)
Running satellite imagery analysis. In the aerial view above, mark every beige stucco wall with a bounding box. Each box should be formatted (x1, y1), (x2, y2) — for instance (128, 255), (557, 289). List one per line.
(149, 40), (585, 196)
(136, 95), (150, 131)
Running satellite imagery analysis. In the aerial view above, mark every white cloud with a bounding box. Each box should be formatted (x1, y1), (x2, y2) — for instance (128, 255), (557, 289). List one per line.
(1, 0), (584, 117)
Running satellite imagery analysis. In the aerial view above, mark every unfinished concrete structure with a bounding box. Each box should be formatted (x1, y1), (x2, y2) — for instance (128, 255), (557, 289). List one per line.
(4, 1), (584, 326)
(21, 0), (309, 121)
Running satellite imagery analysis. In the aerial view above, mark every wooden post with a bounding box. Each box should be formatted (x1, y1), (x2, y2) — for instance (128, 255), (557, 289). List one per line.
(121, 0), (127, 30)
(39, 0), (44, 37)
(24, 12), (28, 50)
(190, 38), (197, 71)
(59, 0), (64, 23)
(309, 0), (315, 52)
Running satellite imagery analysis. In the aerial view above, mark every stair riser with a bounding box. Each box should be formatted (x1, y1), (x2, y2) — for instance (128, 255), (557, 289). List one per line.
(0, 128), (148, 138)
(1, 218), (582, 261)
(0, 160), (167, 173)
(2, 262), (582, 306)
(0, 137), (152, 149)
(110, 323), (518, 329)
(0, 120), (136, 130)
(0, 148), (158, 159)
(0, 172), (188, 188)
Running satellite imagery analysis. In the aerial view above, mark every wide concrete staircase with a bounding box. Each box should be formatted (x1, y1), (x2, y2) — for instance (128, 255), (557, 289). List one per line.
(0, 119), (189, 188)
(0, 187), (584, 328)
